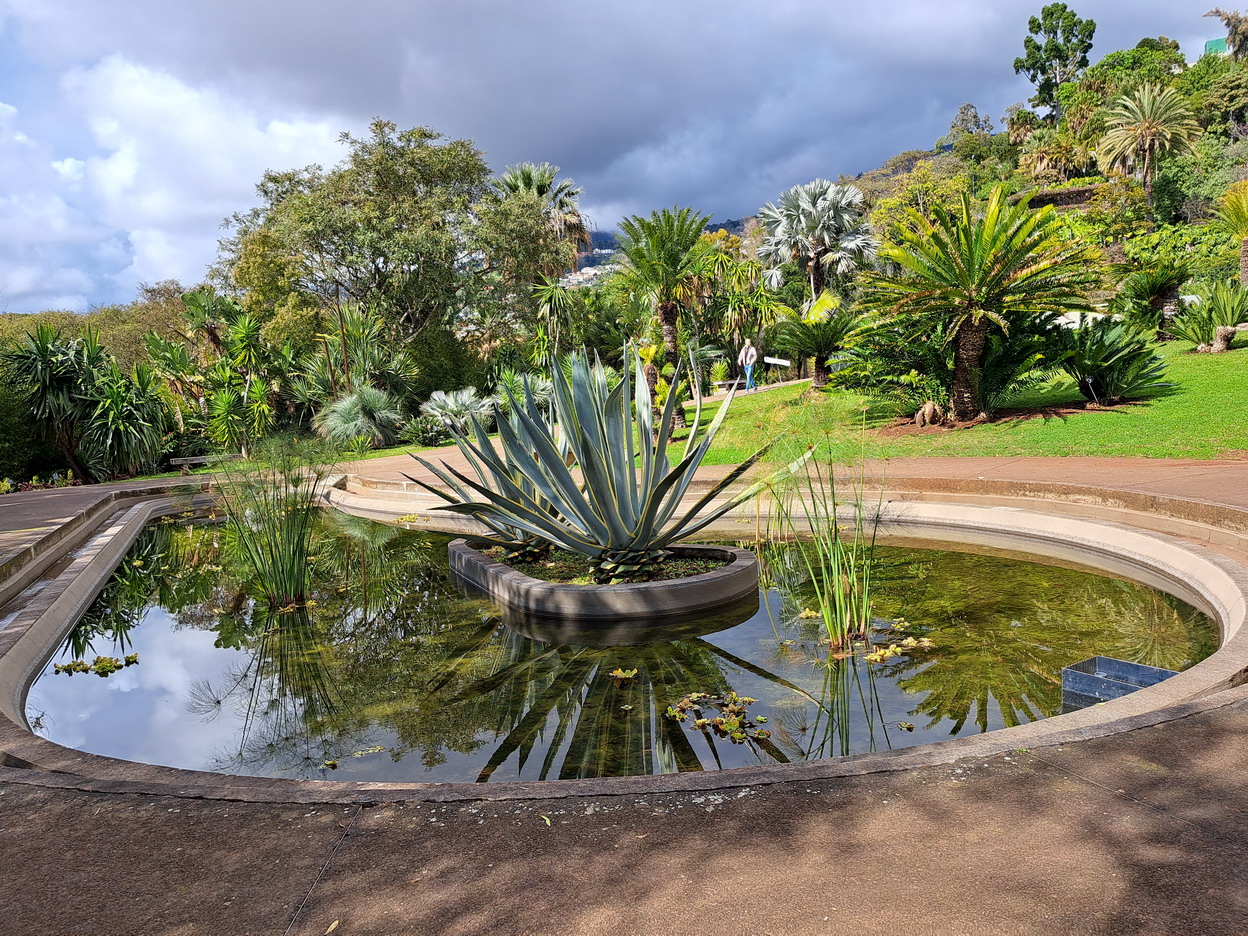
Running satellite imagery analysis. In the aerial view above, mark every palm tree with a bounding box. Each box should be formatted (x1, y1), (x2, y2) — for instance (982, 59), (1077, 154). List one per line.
(769, 293), (875, 390)
(757, 180), (877, 301)
(616, 207), (713, 429)
(861, 187), (1099, 422)
(494, 162), (591, 274)
(1216, 181), (1248, 286)
(1097, 84), (1201, 222)
(1019, 127), (1092, 184)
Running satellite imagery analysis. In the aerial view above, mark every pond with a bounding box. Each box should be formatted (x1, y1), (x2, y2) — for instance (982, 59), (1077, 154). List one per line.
(25, 511), (1219, 783)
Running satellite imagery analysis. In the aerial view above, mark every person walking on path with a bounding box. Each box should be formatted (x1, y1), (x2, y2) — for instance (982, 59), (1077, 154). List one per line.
(737, 338), (758, 392)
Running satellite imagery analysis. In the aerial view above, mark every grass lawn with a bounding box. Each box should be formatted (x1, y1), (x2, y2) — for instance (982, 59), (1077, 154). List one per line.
(686, 341), (1248, 463)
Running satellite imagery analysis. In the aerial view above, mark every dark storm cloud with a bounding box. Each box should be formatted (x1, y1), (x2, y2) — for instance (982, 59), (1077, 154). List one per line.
(0, 0), (1225, 310)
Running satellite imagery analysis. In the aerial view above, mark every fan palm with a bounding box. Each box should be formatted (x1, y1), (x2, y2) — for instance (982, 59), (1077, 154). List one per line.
(616, 207), (714, 429)
(1215, 181), (1248, 286)
(494, 162), (591, 273)
(1097, 84), (1201, 221)
(757, 180), (877, 301)
(861, 187), (1099, 422)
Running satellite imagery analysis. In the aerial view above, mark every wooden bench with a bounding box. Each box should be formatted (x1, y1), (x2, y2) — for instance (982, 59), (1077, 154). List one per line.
(169, 454), (243, 476)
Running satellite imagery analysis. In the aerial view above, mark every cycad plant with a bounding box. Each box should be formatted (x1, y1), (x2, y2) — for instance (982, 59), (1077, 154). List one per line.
(768, 293), (875, 389)
(1058, 316), (1171, 405)
(1166, 280), (1248, 351)
(413, 348), (804, 583)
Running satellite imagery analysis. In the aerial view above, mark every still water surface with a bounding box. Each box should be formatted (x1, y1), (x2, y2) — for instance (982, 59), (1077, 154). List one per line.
(26, 513), (1218, 782)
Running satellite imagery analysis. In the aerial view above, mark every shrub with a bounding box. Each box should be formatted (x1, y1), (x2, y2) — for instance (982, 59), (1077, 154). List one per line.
(312, 386), (405, 448)
(419, 387), (494, 433)
(1058, 317), (1171, 404)
(398, 414), (452, 448)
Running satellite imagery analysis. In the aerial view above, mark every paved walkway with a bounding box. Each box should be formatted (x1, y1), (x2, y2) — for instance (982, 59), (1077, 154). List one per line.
(3, 460), (1248, 934)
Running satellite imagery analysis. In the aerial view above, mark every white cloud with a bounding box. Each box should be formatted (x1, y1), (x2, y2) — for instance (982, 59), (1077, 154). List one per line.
(0, 0), (1228, 310)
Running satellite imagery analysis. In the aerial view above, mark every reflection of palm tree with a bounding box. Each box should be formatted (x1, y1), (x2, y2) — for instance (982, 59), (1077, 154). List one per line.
(440, 632), (812, 781)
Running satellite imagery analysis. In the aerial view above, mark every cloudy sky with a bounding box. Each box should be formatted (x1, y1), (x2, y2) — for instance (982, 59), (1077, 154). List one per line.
(0, 0), (1225, 313)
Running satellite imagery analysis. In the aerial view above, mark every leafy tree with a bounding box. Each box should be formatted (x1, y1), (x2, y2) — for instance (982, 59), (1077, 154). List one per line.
(861, 187), (1099, 421)
(869, 162), (971, 239)
(1207, 8), (1248, 59)
(758, 180), (876, 301)
(222, 120), (492, 338)
(1082, 175), (1151, 243)
(1097, 84), (1202, 220)
(1079, 45), (1187, 100)
(1201, 69), (1248, 132)
(1013, 3), (1097, 119)
(615, 207), (713, 428)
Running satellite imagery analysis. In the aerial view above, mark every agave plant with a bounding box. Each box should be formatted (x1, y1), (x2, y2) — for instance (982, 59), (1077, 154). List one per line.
(413, 349), (803, 583)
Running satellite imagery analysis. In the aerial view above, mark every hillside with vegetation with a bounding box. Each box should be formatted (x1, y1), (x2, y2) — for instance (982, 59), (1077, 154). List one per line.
(3, 4), (1248, 489)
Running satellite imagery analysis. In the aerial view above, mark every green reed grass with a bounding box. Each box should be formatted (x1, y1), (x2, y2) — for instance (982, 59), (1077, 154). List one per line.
(217, 438), (335, 609)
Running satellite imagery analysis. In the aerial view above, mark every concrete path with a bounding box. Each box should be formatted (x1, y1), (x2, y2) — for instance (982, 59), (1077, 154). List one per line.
(3, 460), (1248, 934)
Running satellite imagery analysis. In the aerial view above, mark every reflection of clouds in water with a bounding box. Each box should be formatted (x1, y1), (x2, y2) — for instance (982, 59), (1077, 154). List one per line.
(30, 606), (250, 772)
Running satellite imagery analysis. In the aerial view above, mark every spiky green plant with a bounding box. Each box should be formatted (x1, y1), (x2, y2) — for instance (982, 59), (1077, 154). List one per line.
(312, 386), (404, 448)
(1166, 280), (1248, 349)
(413, 348), (806, 583)
(1058, 316), (1171, 404)
(217, 438), (335, 608)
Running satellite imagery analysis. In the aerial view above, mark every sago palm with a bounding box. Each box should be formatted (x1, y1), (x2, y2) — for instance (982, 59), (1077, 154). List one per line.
(1097, 84), (1201, 220)
(769, 293), (875, 390)
(861, 187), (1099, 422)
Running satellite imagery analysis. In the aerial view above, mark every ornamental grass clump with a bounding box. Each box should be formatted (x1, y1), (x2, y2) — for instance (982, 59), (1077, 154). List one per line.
(412, 348), (803, 583)
(218, 438), (335, 608)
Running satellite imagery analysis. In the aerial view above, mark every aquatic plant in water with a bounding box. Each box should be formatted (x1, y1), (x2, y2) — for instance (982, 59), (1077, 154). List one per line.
(217, 438), (335, 608)
(761, 439), (883, 648)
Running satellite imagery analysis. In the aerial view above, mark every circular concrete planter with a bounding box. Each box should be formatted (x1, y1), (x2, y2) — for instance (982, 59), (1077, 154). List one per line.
(447, 539), (759, 643)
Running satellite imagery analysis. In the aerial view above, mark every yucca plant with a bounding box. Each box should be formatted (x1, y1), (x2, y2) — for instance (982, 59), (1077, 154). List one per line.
(1058, 316), (1171, 405)
(413, 348), (805, 583)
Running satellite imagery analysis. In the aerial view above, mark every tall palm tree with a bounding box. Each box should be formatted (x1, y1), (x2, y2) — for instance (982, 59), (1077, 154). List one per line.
(757, 180), (877, 301)
(1216, 181), (1248, 286)
(861, 187), (1099, 422)
(1097, 84), (1201, 222)
(616, 207), (713, 429)
(494, 162), (591, 273)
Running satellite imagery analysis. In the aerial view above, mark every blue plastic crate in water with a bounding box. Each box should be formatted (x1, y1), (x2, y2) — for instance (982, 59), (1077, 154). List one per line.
(1061, 656), (1178, 712)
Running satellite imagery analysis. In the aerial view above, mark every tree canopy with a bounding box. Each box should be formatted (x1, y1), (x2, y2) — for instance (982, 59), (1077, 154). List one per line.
(1013, 3), (1098, 118)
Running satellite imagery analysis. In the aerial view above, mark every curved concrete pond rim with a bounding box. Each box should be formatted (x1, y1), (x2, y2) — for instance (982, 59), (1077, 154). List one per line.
(0, 492), (1245, 805)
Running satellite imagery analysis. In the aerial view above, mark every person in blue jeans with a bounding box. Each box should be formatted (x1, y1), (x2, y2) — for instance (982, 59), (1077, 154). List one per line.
(737, 338), (758, 392)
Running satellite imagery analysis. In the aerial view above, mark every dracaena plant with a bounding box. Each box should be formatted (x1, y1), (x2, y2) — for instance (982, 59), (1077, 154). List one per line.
(410, 348), (801, 583)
